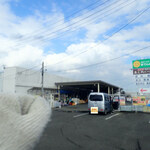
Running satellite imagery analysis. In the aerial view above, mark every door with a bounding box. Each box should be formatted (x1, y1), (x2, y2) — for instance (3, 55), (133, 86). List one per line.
(104, 95), (111, 112)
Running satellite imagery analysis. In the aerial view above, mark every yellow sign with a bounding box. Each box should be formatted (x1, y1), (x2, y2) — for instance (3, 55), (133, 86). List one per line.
(91, 107), (98, 114)
(133, 61), (141, 68)
(133, 96), (146, 105)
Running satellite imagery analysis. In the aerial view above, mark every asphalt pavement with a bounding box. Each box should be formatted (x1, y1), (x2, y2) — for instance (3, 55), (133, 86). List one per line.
(53, 103), (88, 112)
(34, 105), (150, 150)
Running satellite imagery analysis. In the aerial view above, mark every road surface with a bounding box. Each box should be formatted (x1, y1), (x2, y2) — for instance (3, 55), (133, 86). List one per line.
(34, 108), (150, 150)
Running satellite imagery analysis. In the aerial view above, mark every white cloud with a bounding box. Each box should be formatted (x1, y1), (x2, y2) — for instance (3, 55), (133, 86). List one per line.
(84, 21), (114, 42)
(2, 45), (43, 67)
(44, 42), (126, 82)
(0, 0), (67, 67)
(109, 23), (150, 42)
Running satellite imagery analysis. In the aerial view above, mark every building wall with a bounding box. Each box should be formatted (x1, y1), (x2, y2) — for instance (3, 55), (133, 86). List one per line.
(2, 67), (74, 94)
(16, 85), (33, 94)
(15, 68), (41, 88)
(15, 67), (73, 89)
(0, 73), (3, 92)
(3, 67), (16, 93)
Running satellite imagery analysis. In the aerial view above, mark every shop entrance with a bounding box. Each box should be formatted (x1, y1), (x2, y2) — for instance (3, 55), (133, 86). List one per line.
(56, 80), (119, 105)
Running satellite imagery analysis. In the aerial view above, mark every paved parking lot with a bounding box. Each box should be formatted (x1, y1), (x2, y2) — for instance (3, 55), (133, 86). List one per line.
(34, 108), (150, 150)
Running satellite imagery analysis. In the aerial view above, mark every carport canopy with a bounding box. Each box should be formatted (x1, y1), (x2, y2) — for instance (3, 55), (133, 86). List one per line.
(55, 80), (120, 96)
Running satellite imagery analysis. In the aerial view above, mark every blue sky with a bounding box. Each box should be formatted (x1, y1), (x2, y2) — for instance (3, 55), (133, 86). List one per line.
(10, 0), (94, 19)
(0, 0), (150, 92)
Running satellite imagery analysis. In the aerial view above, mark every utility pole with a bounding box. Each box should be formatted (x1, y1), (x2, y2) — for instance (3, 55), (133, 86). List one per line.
(41, 62), (44, 97)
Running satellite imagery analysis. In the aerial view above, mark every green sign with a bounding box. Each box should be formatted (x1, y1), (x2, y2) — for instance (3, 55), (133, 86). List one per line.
(132, 59), (150, 69)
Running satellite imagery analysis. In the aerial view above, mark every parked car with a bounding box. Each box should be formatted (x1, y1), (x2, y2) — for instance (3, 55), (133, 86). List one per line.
(88, 92), (113, 115)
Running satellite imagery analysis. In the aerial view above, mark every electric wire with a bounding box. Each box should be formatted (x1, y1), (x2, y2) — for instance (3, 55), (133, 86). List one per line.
(45, 4), (150, 68)
(32, 0), (135, 43)
(14, 0), (110, 42)
(11, 0), (128, 48)
(0, 1), (149, 78)
(47, 46), (150, 73)
(13, 0), (112, 43)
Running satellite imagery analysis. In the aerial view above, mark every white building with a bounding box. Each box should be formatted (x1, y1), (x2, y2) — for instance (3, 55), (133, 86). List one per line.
(0, 67), (74, 99)
(0, 66), (121, 102)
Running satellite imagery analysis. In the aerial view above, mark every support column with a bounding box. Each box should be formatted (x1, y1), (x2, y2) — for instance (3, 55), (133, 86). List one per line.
(97, 83), (100, 93)
(108, 86), (110, 94)
(57, 85), (60, 100)
(111, 87), (113, 94)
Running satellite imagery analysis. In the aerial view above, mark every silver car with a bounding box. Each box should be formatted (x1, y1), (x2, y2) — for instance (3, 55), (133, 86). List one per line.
(88, 92), (112, 115)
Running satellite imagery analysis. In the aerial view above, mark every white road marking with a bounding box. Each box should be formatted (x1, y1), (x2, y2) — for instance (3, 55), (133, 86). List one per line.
(105, 113), (120, 120)
(73, 113), (88, 118)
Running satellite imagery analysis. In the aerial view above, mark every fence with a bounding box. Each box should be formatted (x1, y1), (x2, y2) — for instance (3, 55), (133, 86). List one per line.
(116, 94), (150, 113)
(119, 105), (150, 113)
(120, 105), (143, 112)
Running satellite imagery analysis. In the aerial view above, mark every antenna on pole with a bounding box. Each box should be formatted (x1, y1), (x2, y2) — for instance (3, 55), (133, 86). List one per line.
(41, 62), (44, 97)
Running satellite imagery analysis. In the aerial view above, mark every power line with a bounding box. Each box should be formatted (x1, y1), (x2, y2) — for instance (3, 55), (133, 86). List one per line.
(27, 0), (122, 40)
(33, 0), (135, 43)
(0, 2), (149, 79)
(7, 0), (136, 52)
(0, 2), (148, 79)
(0, 46), (148, 85)
(18, 70), (40, 76)
(17, 64), (41, 74)
(44, 0), (136, 67)
(47, 46), (150, 73)
(0, 64), (41, 80)
(45, 4), (150, 68)
(13, 0), (111, 43)
(11, 0), (127, 48)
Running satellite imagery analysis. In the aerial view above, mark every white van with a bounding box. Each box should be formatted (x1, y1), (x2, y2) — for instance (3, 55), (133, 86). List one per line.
(88, 92), (112, 115)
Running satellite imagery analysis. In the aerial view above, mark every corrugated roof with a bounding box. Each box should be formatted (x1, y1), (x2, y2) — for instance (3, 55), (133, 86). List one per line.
(55, 80), (120, 89)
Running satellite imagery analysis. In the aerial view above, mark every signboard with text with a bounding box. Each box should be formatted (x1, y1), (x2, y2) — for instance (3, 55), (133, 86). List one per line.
(132, 59), (150, 69)
(139, 88), (150, 94)
(132, 59), (150, 75)
(135, 74), (150, 85)
(133, 68), (150, 75)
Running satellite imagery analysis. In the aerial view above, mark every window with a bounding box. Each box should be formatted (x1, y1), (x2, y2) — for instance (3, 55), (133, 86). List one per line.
(89, 95), (103, 101)
(104, 95), (110, 101)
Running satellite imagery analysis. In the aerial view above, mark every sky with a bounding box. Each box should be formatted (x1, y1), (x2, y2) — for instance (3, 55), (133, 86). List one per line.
(0, 0), (150, 92)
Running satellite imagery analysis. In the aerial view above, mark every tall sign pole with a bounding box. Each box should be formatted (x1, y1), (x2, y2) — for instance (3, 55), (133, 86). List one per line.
(41, 62), (44, 97)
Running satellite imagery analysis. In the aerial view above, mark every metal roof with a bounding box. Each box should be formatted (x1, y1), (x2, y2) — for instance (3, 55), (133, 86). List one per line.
(55, 80), (120, 89)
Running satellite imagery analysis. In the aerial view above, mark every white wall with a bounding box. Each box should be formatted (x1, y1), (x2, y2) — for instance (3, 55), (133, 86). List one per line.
(15, 68), (41, 88)
(2, 67), (74, 94)
(15, 67), (73, 89)
(15, 85), (33, 94)
(43, 73), (73, 88)
(3, 67), (16, 93)
(0, 73), (3, 92)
